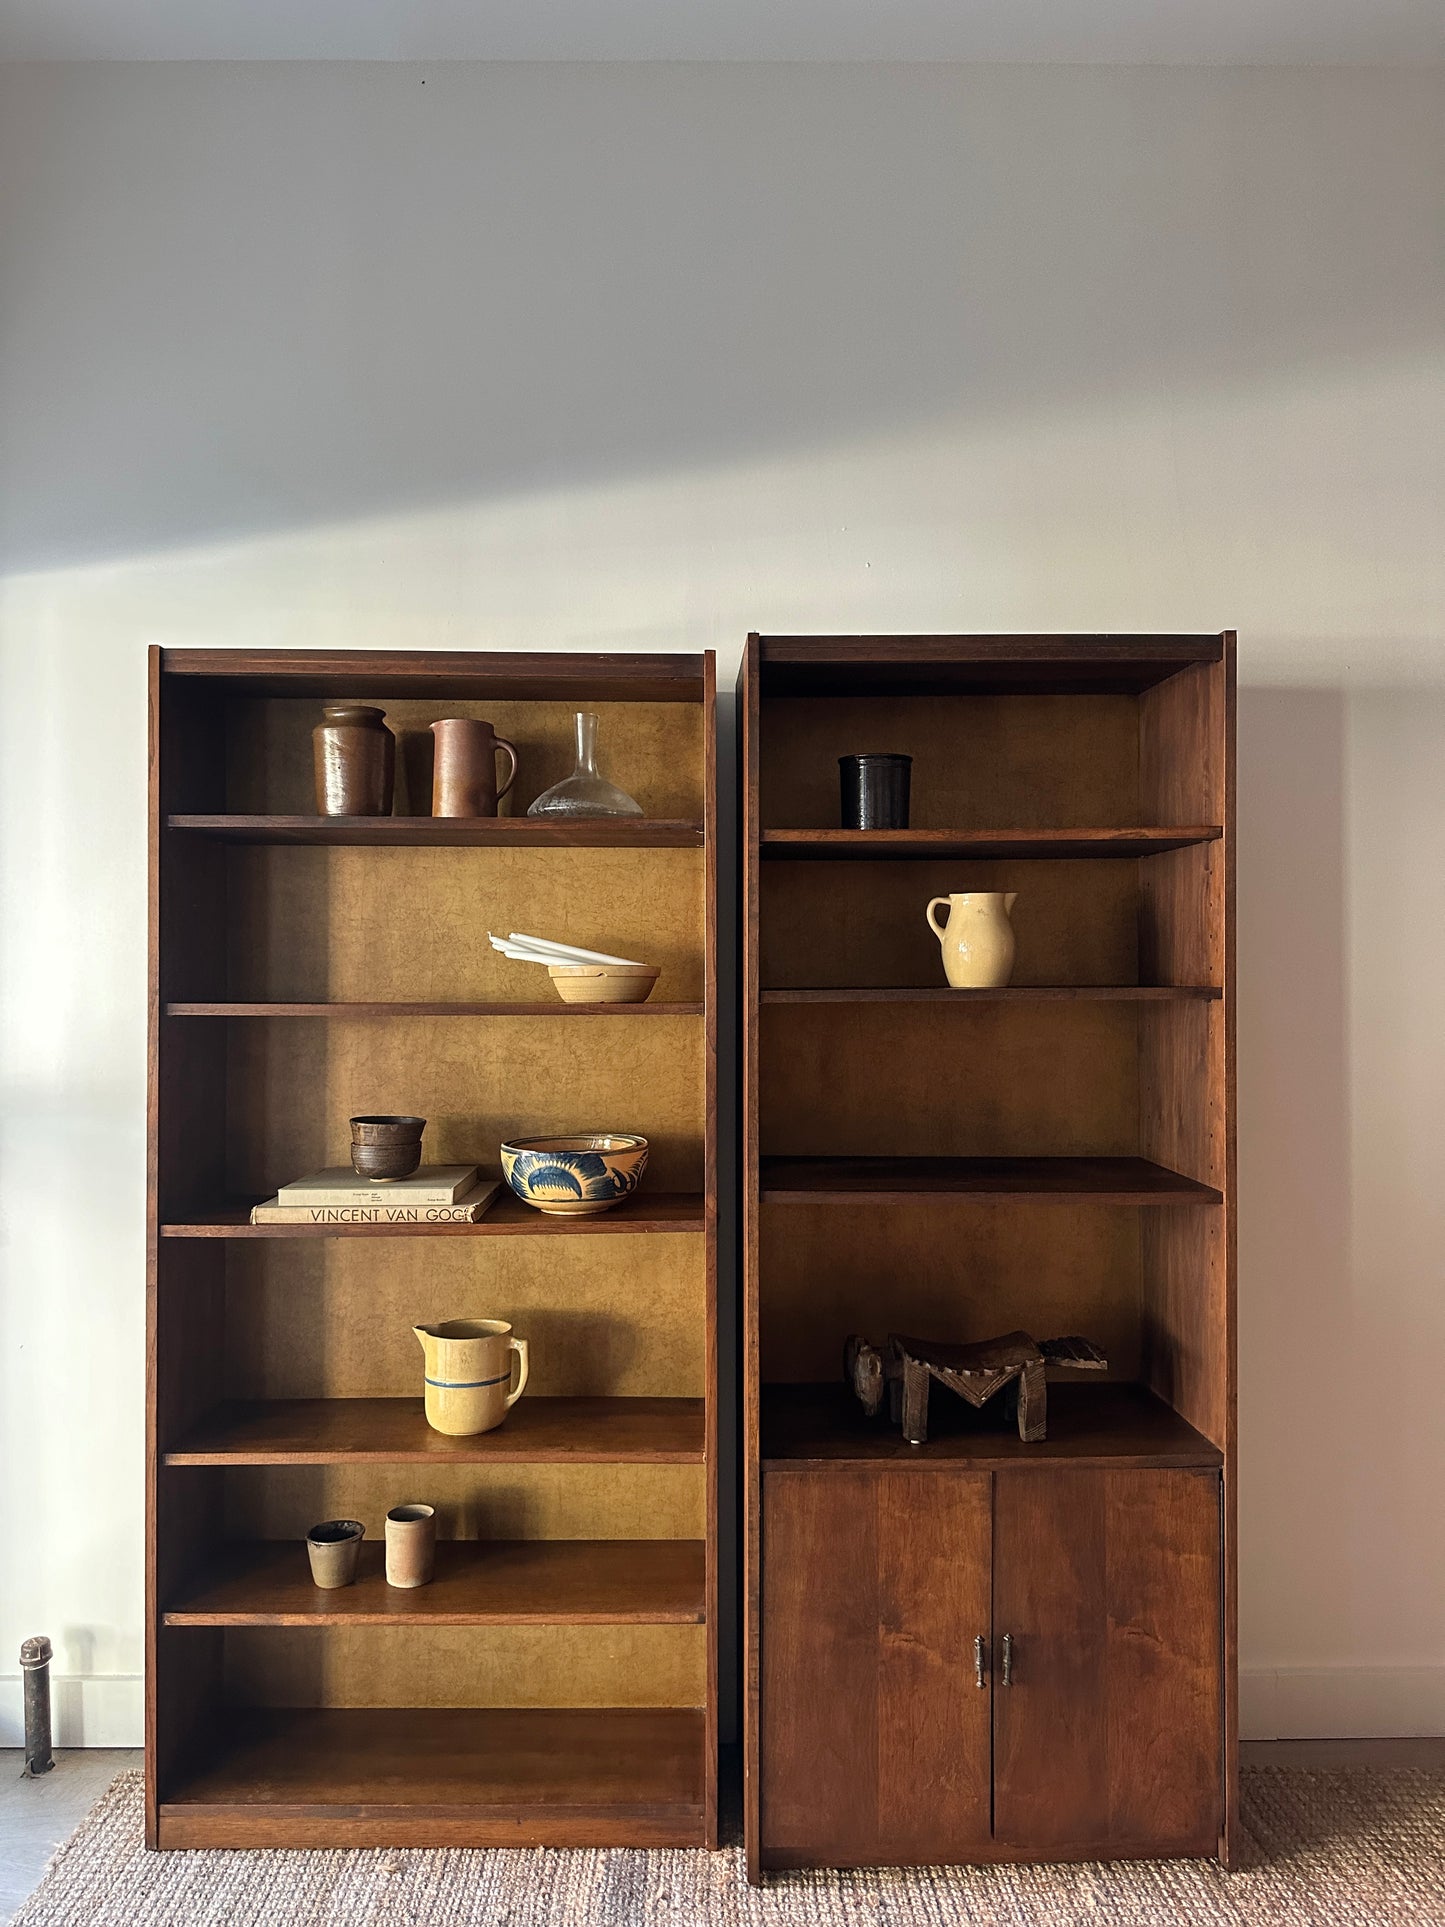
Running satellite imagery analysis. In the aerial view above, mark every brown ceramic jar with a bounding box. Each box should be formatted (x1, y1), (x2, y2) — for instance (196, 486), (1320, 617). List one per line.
(430, 718), (519, 818)
(313, 705), (395, 816)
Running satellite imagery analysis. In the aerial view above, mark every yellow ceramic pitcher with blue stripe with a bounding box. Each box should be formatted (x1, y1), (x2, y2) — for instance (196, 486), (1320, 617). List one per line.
(414, 1319), (530, 1436)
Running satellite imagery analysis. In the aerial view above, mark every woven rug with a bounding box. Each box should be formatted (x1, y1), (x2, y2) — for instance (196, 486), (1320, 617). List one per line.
(12, 1769), (1445, 1926)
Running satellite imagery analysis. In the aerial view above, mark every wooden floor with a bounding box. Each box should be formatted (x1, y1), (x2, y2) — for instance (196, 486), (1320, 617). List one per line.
(2, 1741), (1443, 1920)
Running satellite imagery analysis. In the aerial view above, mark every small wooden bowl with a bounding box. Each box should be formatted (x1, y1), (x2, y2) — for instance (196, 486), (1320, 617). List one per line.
(547, 964), (660, 1006)
(350, 1114), (426, 1181)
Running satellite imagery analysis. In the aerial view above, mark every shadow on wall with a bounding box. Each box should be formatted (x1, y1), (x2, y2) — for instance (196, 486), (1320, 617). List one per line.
(0, 63), (1442, 571)
(1237, 684), (1445, 1720)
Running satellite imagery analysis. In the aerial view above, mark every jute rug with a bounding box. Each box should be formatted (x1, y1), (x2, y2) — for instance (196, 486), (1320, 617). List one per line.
(12, 1769), (1445, 1926)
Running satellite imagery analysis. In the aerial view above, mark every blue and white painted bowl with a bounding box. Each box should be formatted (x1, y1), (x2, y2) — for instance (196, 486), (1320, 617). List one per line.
(500, 1134), (649, 1216)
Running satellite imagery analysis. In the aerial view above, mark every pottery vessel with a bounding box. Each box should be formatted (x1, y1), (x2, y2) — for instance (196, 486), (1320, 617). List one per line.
(840, 754), (912, 829)
(385, 1504), (437, 1587)
(500, 1133), (648, 1216)
(313, 705), (395, 816)
(430, 718), (519, 818)
(350, 1115), (425, 1182)
(414, 1319), (530, 1436)
(306, 1519), (364, 1589)
(926, 891), (1018, 988)
(547, 964), (659, 1006)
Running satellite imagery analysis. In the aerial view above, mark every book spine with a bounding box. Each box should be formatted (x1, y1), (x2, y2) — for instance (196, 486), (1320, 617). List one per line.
(250, 1201), (488, 1225)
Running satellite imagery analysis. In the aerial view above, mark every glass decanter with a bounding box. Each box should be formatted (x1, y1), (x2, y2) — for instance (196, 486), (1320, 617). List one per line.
(527, 712), (643, 819)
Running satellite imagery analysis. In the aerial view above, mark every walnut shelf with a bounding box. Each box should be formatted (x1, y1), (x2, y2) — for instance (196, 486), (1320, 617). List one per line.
(161, 1193), (707, 1237)
(167, 813), (704, 847)
(761, 827), (1220, 860)
(164, 1539), (706, 1626)
(158, 1707), (706, 1850)
(760, 1156), (1221, 1205)
(762, 1382), (1222, 1470)
(149, 646), (719, 1850)
(760, 986), (1221, 1004)
(165, 1001), (703, 1018)
(165, 1397), (706, 1466)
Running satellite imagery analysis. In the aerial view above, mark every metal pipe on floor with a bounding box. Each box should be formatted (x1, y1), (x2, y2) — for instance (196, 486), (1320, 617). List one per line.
(19, 1636), (55, 1775)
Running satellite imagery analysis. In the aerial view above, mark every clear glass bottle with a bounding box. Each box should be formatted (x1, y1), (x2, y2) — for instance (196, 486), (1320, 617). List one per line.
(527, 712), (643, 819)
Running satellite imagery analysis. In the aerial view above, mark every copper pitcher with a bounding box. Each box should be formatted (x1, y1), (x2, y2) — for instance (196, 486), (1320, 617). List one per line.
(430, 718), (519, 818)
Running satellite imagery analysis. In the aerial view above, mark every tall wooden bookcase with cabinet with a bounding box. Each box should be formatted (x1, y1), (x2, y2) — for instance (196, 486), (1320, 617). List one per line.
(740, 635), (1236, 1879)
(147, 647), (718, 1849)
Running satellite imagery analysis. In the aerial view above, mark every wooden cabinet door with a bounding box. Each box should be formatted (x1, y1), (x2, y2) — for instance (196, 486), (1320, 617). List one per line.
(992, 1467), (1222, 1856)
(761, 1467), (992, 1867)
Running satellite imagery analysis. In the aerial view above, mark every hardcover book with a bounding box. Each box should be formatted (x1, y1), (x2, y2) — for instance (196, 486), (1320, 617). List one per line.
(275, 1164), (480, 1208)
(250, 1180), (499, 1226)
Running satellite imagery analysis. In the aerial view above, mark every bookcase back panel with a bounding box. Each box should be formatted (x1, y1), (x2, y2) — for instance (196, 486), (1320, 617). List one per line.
(220, 847), (705, 1003)
(760, 1203), (1141, 1384)
(760, 859), (1139, 989)
(759, 1004), (1139, 1158)
(224, 1624), (705, 1710)
(223, 1237), (705, 1400)
(224, 1464), (705, 1542)
(224, 698), (705, 820)
(224, 1015), (704, 1195)
(759, 694), (1140, 832)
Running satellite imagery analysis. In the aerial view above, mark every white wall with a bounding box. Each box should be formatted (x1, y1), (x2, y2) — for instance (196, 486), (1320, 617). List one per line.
(1, 60), (1442, 1746)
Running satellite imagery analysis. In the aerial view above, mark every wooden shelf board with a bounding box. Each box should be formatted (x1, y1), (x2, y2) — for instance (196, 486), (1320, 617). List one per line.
(760, 828), (1221, 860)
(161, 1192), (707, 1237)
(164, 1396), (706, 1466)
(160, 647), (706, 704)
(760, 1156), (1222, 1205)
(159, 1707), (706, 1848)
(165, 1000), (703, 1018)
(760, 986), (1221, 1004)
(167, 814), (704, 848)
(762, 1382), (1223, 1470)
(164, 1539), (705, 1627)
(755, 635), (1223, 697)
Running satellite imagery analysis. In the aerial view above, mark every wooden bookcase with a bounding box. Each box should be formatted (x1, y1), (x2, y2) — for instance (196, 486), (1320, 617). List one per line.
(740, 636), (1236, 1878)
(147, 648), (718, 1849)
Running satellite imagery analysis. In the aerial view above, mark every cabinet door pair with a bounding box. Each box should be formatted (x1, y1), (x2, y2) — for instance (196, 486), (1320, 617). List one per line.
(761, 1465), (1222, 1867)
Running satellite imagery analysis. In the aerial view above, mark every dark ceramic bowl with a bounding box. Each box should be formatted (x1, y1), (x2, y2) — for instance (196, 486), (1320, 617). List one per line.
(350, 1114), (426, 1182)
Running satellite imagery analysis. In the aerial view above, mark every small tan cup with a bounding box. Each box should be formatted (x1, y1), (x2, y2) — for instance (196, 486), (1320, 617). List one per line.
(385, 1504), (437, 1588)
(414, 1319), (530, 1436)
(306, 1519), (364, 1589)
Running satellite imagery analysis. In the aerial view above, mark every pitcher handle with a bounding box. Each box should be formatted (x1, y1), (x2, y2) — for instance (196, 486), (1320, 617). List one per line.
(505, 1336), (530, 1408)
(926, 897), (951, 943)
(494, 737), (519, 803)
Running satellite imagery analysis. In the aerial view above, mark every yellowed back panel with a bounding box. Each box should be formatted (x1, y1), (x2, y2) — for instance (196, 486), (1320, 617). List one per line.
(760, 859), (1139, 988)
(223, 1236), (704, 1401)
(760, 1203), (1141, 1383)
(759, 694), (1140, 830)
(224, 1014), (704, 1195)
(760, 1004), (1140, 1157)
(224, 1464), (704, 1543)
(224, 1625), (705, 1709)
(219, 846), (704, 1003)
(226, 698), (704, 820)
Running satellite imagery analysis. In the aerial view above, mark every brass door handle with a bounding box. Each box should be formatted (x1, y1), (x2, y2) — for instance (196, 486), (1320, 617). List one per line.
(974, 1634), (986, 1688)
(1001, 1632), (1013, 1686)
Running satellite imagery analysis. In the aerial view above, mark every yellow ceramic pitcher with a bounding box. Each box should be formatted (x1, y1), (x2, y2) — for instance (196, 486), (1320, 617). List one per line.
(413, 1319), (530, 1436)
(926, 890), (1019, 988)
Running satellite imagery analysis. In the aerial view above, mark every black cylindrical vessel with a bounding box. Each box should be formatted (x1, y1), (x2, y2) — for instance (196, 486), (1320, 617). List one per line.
(839, 754), (912, 830)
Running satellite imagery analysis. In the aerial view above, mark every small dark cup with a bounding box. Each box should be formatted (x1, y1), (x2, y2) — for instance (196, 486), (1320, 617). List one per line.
(840, 754), (912, 830)
(306, 1518), (364, 1589)
(350, 1114), (426, 1182)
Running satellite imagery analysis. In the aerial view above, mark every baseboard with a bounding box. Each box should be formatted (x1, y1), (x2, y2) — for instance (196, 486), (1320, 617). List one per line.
(1242, 1667), (1445, 1740)
(0, 1673), (143, 1748)
(2, 1668), (1439, 1749)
